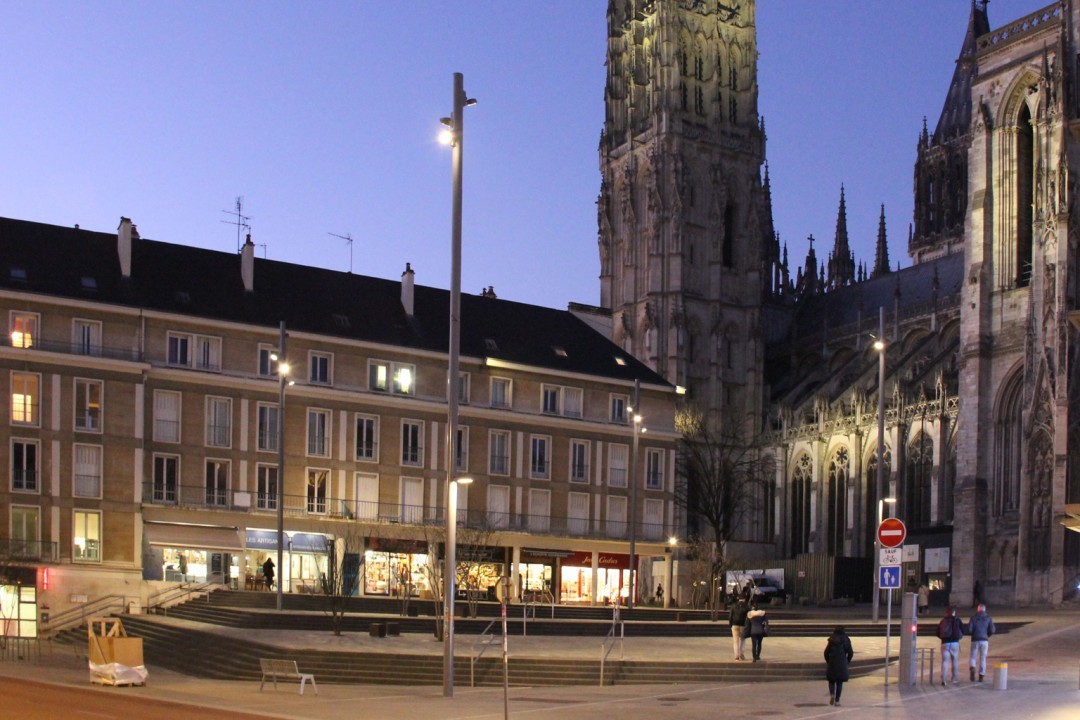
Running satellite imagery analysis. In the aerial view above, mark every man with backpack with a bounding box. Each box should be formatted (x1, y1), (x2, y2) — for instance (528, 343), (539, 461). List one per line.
(936, 605), (964, 685)
(728, 596), (750, 660)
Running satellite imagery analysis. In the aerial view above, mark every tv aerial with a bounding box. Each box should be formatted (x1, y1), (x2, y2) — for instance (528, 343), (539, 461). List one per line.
(329, 232), (354, 273)
(221, 196), (252, 253)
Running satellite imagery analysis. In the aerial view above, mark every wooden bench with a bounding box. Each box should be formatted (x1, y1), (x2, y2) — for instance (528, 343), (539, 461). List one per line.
(259, 658), (318, 695)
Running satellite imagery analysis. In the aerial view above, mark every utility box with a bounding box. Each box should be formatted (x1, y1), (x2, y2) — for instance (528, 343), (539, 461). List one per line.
(898, 592), (918, 685)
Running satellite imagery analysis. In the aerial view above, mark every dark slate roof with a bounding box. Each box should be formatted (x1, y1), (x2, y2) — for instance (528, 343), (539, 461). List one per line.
(0, 216), (668, 387)
(789, 252), (964, 340)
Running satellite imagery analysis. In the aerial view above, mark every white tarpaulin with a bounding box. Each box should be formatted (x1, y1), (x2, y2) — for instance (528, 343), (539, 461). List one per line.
(89, 661), (148, 686)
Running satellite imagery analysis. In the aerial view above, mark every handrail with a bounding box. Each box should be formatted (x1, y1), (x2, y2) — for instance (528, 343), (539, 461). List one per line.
(146, 581), (216, 614)
(469, 618), (500, 687)
(599, 606), (624, 687)
(41, 594), (129, 636)
(522, 598), (536, 636)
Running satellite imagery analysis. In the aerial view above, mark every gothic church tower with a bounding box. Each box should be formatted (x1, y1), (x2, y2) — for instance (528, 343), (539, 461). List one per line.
(598, 0), (772, 433)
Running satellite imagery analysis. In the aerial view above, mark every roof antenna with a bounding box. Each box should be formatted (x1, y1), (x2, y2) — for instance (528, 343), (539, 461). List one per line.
(329, 232), (354, 273)
(221, 196), (252, 253)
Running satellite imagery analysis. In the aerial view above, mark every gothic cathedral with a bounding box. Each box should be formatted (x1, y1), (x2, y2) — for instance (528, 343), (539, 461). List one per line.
(601, 0), (1080, 605)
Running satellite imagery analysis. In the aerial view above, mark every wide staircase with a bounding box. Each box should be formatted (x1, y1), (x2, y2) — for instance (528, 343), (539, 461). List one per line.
(46, 590), (1023, 687)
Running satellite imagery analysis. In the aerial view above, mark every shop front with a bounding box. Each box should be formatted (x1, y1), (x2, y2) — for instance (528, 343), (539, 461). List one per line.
(455, 545), (506, 601)
(518, 548), (574, 601)
(245, 529), (330, 593)
(363, 537), (431, 598)
(559, 551), (634, 605)
(144, 521), (242, 586)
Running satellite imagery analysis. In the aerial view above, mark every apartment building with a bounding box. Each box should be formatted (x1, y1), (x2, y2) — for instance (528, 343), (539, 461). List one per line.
(0, 216), (679, 631)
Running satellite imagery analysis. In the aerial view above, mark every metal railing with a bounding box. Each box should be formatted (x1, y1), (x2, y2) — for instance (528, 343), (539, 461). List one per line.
(40, 594), (130, 636)
(469, 618), (500, 687)
(146, 581), (215, 615)
(599, 605), (624, 686)
(0, 538), (59, 562)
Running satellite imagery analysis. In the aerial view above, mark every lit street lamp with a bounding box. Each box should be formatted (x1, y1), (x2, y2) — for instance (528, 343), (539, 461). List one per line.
(627, 379), (642, 609)
(440, 71), (476, 699)
(271, 321), (291, 612)
(871, 307), (887, 622)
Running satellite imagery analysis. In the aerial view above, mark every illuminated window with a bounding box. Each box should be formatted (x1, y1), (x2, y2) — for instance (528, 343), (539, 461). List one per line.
(9, 311), (38, 349)
(73, 510), (101, 562)
(11, 371), (39, 425)
(307, 468), (328, 514)
(369, 361), (416, 396)
(74, 379), (102, 432)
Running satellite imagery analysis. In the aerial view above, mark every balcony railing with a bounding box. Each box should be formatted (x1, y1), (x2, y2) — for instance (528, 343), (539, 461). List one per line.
(12, 468), (38, 492)
(0, 538), (59, 563)
(141, 482), (669, 541)
(0, 334), (140, 362)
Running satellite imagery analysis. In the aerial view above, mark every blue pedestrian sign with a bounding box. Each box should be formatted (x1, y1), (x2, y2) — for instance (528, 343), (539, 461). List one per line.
(879, 565), (901, 589)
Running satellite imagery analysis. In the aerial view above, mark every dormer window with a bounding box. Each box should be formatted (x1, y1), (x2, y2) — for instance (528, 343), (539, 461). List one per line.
(9, 267), (27, 281)
(332, 314), (350, 328)
(81, 276), (98, 291)
(175, 291), (191, 305)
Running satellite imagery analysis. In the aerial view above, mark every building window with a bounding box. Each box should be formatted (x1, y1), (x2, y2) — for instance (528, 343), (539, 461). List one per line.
(9, 311), (39, 349)
(257, 403), (279, 452)
(194, 335), (221, 371)
(74, 379), (103, 432)
(309, 352), (332, 385)
(568, 492), (590, 535)
(530, 435), (550, 479)
(402, 420), (424, 466)
(610, 394), (629, 423)
(489, 430), (509, 475)
(11, 439), (38, 492)
(11, 371), (40, 425)
(73, 510), (101, 562)
(205, 459), (229, 507)
(167, 332), (219, 369)
(646, 448), (664, 489)
(528, 488), (551, 533)
(487, 484), (510, 529)
(369, 360), (415, 395)
(257, 464), (278, 510)
(570, 440), (590, 483)
(73, 444), (102, 498)
(152, 454), (179, 503)
(72, 319), (102, 356)
(307, 468), (328, 514)
(355, 414), (379, 462)
(455, 426), (469, 472)
(608, 444), (629, 487)
(643, 498), (664, 540)
(490, 377), (511, 409)
(307, 408), (330, 457)
(153, 390), (181, 442)
(167, 332), (190, 366)
(563, 387), (583, 418)
(205, 396), (231, 448)
(542, 385), (561, 415)
(456, 373), (470, 405)
(606, 495), (627, 539)
(258, 345), (281, 378)
(11, 505), (40, 555)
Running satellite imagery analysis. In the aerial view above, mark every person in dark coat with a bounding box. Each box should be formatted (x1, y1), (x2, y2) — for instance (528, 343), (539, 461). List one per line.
(262, 557), (275, 591)
(745, 601), (768, 662)
(824, 626), (854, 706)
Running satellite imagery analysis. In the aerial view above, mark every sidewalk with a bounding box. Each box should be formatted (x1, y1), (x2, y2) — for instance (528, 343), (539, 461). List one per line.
(2, 606), (1076, 719)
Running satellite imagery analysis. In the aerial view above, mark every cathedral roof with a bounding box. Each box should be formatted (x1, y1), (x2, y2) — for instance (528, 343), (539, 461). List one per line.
(932, 0), (989, 143)
(0, 216), (667, 387)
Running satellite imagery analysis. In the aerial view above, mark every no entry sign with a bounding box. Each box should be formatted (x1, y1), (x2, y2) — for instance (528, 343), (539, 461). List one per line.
(878, 518), (907, 548)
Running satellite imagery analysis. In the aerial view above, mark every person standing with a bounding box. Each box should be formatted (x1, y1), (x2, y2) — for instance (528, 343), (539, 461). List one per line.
(745, 601), (769, 662)
(262, 557), (275, 591)
(936, 605), (964, 685)
(967, 603), (996, 682)
(729, 596), (749, 660)
(917, 582), (930, 616)
(655, 582), (664, 605)
(824, 626), (854, 706)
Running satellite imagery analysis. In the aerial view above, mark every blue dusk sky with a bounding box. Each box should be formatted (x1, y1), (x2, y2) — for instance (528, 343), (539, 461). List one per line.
(0, 0), (1041, 309)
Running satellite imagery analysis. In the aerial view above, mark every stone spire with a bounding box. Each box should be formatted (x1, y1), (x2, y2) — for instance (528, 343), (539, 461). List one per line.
(872, 204), (891, 278)
(827, 185), (855, 289)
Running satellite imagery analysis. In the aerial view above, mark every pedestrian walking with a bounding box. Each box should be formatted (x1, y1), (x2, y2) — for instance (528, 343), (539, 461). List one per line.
(745, 601), (769, 662)
(262, 557), (275, 591)
(824, 625), (854, 706)
(936, 605), (964, 685)
(967, 603), (996, 682)
(729, 596), (750, 660)
(917, 582), (930, 616)
(655, 582), (664, 605)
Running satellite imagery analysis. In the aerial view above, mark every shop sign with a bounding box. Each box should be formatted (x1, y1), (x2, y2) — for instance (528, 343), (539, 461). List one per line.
(291, 533), (329, 553)
(521, 547), (576, 562)
(561, 551), (630, 569)
(246, 530), (279, 550)
(366, 537), (428, 554)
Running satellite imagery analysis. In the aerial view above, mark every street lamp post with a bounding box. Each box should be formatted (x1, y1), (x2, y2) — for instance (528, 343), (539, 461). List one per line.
(872, 307), (886, 622)
(440, 71), (475, 699)
(273, 321), (289, 612)
(628, 379), (641, 609)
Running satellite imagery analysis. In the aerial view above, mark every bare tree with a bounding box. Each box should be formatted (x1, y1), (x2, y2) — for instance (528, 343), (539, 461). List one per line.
(455, 523), (501, 617)
(317, 525), (366, 636)
(675, 408), (770, 611)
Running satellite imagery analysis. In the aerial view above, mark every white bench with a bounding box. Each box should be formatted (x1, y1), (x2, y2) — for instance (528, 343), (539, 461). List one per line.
(259, 658), (318, 695)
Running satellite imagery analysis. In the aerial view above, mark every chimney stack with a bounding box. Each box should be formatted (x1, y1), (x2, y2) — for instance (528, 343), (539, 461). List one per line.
(401, 263), (415, 316)
(241, 233), (255, 292)
(117, 217), (134, 278)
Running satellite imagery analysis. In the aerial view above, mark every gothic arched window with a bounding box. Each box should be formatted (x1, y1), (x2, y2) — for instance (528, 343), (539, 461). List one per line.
(905, 431), (933, 527)
(993, 370), (1023, 516)
(1015, 103), (1033, 287)
(864, 447), (892, 556)
(827, 447), (849, 556)
(791, 453), (812, 556)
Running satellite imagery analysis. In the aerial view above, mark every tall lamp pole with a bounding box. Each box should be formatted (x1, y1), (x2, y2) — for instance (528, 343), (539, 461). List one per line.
(628, 379), (641, 609)
(872, 307), (886, 622)
(274, 321), (289, 612)
(440, 71), (475, 699)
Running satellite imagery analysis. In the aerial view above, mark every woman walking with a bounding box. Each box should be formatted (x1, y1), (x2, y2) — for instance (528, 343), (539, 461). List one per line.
(824, 626), (854, 706)
(745, 601), (769, 662)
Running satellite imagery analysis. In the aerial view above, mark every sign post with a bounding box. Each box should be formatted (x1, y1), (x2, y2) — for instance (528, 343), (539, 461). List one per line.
(877, 519), (906, 687)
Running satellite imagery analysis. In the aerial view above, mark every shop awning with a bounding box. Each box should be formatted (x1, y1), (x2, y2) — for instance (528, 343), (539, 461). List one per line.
(144, 522), (243, 551)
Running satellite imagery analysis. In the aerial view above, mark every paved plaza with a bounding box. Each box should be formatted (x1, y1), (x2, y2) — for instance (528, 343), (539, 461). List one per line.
(1, 606), (1076, 719)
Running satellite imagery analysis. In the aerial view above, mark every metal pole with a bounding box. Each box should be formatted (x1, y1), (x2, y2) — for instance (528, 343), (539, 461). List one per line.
(873, 307), (885, 622)
(885, 587), (893, 687)
(628, 379), (640, 609)
(276, 321), (286, 611)
(443, 70), (467, 699)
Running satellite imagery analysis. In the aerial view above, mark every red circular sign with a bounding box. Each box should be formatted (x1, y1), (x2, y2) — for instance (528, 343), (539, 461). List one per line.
(878, 518), (907, 548)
